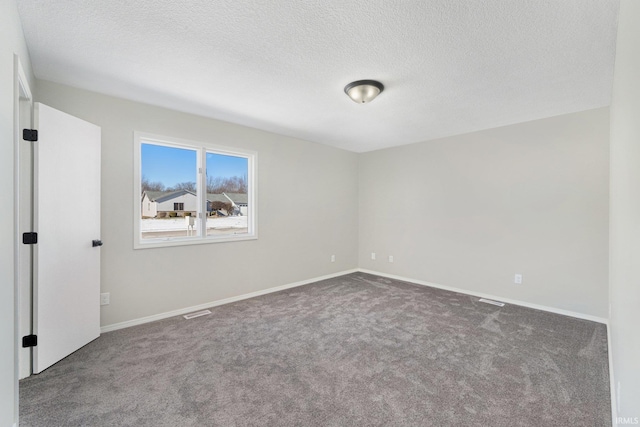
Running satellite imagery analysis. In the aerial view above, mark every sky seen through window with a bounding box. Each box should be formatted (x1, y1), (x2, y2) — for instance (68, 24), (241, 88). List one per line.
(141, 143), (248, 189)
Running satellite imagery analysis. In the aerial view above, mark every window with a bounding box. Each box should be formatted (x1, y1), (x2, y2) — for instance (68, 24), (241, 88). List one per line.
(134, 132), (256, 248)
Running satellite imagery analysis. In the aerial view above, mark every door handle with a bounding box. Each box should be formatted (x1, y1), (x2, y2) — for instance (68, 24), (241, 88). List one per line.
(92, 240), (103, 247)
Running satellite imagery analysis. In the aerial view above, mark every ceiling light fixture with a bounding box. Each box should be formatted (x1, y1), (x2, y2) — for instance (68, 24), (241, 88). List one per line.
(344, 80), (384, 104)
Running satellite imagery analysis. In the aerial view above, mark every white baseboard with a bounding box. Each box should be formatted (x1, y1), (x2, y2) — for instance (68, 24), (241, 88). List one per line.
(607, 322), (618, 425)
(101, 269), (358, 333)
(357, 268), (609, 324)
(103, 267), (609, 333)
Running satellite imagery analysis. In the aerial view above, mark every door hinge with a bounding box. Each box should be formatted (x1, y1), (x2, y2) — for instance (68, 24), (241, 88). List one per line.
(22, 232), (38, 244)
(22, 232), (38, 245)
(23, 129), (38, 142)
(22, 335), (37, 348)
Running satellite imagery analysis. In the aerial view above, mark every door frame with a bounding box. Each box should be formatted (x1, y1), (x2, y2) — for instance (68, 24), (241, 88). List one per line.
(14, 54), (33, 423)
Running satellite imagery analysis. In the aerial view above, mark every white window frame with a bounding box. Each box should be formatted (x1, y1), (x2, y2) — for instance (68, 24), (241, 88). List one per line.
(133, 132), (257, 249)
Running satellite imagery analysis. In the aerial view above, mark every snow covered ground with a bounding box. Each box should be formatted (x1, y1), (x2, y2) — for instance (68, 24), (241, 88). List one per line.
(141, 216), (247, 232)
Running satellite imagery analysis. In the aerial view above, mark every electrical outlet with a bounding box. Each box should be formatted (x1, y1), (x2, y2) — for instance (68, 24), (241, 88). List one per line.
(331, 255), (335, 263)
(514, 274), (523, 284)
(100, 292), (110, 306)
(371, 252), (376, 260)
(388, 255), (394, 263)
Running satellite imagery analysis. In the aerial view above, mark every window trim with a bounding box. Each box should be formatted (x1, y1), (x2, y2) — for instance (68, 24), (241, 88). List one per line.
(133, 132), (257, 249)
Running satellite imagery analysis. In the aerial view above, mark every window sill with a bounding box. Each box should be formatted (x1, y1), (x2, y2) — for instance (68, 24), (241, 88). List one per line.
(134, 233), (258, 250)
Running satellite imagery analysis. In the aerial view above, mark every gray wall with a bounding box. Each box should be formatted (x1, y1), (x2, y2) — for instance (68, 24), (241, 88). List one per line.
(36, 80), (359, 327)
(359, 108), (610, 318)
(609, 0), (640, 420)
(1, 0), (34, 424)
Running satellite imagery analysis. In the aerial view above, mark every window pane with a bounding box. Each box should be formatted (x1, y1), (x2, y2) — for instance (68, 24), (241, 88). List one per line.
(140, 143), (198, 239)
(206, 152), (249, 236)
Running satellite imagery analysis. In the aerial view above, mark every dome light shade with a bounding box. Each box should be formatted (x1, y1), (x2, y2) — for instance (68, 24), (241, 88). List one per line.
(344, 80), (384, 104)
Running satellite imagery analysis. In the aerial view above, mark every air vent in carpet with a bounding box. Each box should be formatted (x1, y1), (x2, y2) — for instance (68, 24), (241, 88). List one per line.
(478, 298), (505, 307)
(183, 309), (212, 320)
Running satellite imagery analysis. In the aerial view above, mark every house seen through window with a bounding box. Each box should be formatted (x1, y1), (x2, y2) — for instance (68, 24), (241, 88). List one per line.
(135, 133), (256, 248)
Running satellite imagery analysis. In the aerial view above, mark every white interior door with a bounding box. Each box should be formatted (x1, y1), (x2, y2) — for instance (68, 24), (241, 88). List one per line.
(33, 103), (101, 374)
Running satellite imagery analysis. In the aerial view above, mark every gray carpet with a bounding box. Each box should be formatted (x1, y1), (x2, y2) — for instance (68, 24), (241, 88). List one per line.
(20, 273), (611, 426)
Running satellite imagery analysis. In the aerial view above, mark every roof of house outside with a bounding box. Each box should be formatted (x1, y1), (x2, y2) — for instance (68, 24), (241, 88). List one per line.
(224, 193), (248, 204)
(144, 190), (248, 204)
(207, 193), (229, 203)
(143, 190), (195, 203)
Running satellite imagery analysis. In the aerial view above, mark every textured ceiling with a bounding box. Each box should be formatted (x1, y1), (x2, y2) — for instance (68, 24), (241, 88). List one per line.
(17, 0), (619, 152)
